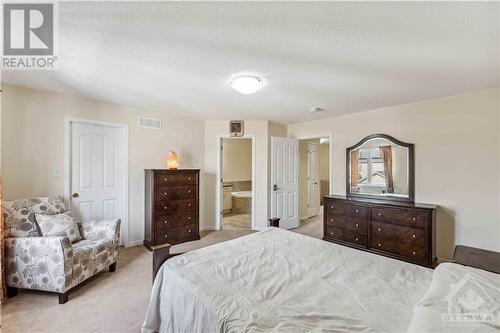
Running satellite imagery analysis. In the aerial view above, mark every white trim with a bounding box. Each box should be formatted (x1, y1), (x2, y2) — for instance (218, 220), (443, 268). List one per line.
(124, 239), (143, 248)
(295, 133), (333, 220)
(215, 135), (256, 231)
(64, 117), (130, 246)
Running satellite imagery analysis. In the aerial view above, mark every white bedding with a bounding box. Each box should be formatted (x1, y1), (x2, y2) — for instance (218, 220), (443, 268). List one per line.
(142, 227), (433, 333)
(408, 263), (500, 332)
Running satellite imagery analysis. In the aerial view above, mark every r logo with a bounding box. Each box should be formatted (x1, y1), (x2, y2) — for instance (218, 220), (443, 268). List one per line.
(3, 3), (54, 55)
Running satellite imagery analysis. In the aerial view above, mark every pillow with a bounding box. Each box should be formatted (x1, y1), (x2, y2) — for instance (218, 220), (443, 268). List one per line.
(35, 211), (82, 243)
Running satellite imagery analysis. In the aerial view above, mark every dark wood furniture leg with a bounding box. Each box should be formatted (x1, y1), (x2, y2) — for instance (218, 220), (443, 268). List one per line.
(6, 286), (18, 298)
(109, 262), (117, 272)
(58, 291), (69, 304)
(269, 218), (280, 228)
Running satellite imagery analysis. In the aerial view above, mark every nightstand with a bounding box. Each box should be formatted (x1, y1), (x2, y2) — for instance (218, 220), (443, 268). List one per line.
(452, 245), (500, 274)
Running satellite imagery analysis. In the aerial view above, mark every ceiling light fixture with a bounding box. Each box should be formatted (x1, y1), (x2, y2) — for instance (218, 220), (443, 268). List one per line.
(229, 75), (263, 94)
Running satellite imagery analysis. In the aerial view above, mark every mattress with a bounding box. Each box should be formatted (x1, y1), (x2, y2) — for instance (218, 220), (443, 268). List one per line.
(142, 227), (433, 333)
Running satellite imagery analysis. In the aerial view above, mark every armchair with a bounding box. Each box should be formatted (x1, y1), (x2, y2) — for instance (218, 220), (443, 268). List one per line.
(3, 196), (120, 303)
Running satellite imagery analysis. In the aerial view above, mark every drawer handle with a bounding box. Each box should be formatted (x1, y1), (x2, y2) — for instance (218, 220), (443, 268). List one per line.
(331, 206), (334, 209)
(164, 178), (168, 181)
(330, 218), (334, 222)
(188, 177), (192, 181)
(164, 235), (168, 238)
(330, 232), (333, 235)
(377, 243), (381, 247)
(412, 234), (416, 238)
(164, 206), (168, 210)
(412, 217), (416, 221)
(188, 203), (191, 207)
(355, 238), (359, 241)
(164, 192), (168, 196)
(188, 216), (191, 220)
(164, 221), (168, 224)
(412, 251), (416, 255)
(378, 213), (382, 216)
(188, 190), (191, 193)
(188, 229), (191, 233)
(355, 223), (359, 227)
(355, 209), (359, 213)
(377, 228), (381, 231)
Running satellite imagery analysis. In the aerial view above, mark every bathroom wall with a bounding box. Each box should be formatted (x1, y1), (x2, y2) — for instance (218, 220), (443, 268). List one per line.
(222, 138), (252, 182)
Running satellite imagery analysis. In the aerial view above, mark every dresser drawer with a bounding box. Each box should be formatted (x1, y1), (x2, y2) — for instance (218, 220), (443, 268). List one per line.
(155, 173), (197, 186)
(371, 236), (427, 264)
(155, 224), (197, 244)
(326, 214), (367, 235)
(155, 199), (196, 216)
(371, 221), (426, 247)
(325, 226), (367, 247)
(155, 185), (196, 201)
(326, 201), (367, 219)
(371, 207), (429, 229)
(155, 212), (196, 231)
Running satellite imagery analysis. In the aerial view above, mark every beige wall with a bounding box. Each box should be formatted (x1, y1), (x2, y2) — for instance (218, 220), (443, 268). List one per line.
(222, 138), (252, 182)
(1, 85), (205, 246)
(289, 88), (500, 259)
(319, 143), (329, 182)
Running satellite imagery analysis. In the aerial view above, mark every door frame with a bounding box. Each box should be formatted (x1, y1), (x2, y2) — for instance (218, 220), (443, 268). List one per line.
(306, 141), (320, 217)
(296, 133), (333, 216)
(64, 117), (130, 246)
(215, 135), (256, 231)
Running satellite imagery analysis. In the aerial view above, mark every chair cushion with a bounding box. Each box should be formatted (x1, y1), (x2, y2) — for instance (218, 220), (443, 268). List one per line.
(2, 196), (67, 238)
(36, 211), (82, 243)
(71, 238), (115, 285)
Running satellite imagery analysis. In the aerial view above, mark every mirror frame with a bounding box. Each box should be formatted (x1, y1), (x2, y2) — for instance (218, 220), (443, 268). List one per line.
(346, 134), (414, 202)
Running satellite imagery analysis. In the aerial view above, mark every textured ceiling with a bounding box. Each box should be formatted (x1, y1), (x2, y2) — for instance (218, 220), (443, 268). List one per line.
(2, 2), (499, 124)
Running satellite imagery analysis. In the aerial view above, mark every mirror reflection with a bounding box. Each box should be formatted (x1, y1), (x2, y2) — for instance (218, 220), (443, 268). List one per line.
(349, 137), (410, 199)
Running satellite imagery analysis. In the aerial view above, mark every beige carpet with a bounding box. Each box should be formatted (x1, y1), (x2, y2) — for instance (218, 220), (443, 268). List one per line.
(1, 213), (322, 333)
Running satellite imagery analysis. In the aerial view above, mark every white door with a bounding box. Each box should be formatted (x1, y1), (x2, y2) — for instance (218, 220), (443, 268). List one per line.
(70, 122), (126, 240)
(271, 137), (299, 229)
(307, 142), (320, 217)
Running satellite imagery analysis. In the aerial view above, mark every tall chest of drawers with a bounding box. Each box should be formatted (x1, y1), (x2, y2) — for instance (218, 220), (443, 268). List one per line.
(144, 169), (200, 249)
(323, 195), (437, 267)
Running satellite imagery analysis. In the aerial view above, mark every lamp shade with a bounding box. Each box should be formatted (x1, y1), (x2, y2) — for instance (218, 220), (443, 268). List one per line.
(167, 151), (179, 169)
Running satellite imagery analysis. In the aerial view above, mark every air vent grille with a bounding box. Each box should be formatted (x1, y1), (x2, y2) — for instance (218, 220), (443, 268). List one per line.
(138, 117), (162, 129)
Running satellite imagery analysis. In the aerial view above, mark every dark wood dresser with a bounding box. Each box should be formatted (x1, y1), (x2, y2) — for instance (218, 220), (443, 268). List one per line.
(144, 169), (200, 249)
(323, 195), (437, 267)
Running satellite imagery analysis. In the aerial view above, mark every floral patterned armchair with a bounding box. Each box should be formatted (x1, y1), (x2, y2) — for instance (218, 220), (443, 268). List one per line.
(3, 196), (120, 304)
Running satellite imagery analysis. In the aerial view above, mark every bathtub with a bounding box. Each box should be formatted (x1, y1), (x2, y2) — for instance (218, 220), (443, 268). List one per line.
(231, 190), (252, 198)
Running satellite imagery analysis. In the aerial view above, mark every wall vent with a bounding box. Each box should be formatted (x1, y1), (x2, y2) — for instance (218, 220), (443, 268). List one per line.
(138, 117), (162, 129)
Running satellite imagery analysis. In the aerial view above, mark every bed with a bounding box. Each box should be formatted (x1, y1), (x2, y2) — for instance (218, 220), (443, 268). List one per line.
(142, 227), (500, 333)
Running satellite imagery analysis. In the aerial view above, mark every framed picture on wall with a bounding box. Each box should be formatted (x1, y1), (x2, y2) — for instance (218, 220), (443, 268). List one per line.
(229, 120), (244, 137)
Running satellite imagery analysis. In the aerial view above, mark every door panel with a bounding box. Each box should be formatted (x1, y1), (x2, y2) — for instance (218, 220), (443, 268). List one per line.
(307, 142), (320, 217)
(71, 122), (125, 240)
(271, 137), (299, 229)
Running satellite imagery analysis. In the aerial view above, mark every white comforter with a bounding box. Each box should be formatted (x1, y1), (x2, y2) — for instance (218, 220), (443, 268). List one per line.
(142, 227), (433, 333)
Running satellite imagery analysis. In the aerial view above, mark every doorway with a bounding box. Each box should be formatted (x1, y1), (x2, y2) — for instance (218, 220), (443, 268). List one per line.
(64, 118), (129, 245)
(216, 136), (256, 230)
(299, 136), (330, 228)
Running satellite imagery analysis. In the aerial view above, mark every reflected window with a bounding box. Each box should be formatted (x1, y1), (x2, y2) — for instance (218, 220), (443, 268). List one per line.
(358, 148), (385, 186)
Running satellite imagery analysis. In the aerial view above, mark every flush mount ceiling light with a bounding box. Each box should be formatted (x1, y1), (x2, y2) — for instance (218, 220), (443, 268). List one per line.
(229, 75), (263, 94)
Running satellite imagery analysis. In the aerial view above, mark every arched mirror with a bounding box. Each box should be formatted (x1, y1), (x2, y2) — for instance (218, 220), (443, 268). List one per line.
(346, 134), (414, 202)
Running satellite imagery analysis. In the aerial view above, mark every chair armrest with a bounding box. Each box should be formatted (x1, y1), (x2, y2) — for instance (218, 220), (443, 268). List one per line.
(4, 236), (73, 292)
(79, 219), (121, 244)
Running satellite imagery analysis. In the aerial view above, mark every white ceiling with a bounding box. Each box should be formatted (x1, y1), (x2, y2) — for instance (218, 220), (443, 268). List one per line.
(2, 2), (499, 124)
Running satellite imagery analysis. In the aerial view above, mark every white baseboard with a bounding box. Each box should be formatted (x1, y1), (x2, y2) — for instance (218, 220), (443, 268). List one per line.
(201, 226), (217, 231)
(125, 239), (143, 247)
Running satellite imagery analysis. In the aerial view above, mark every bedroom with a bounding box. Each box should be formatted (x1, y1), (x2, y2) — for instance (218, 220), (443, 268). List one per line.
(1, 1), (499, 332)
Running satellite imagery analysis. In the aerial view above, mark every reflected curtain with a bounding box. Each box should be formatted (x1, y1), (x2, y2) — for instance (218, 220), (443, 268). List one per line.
(379, 146), (394, 193)
(350, 150), (359, 187)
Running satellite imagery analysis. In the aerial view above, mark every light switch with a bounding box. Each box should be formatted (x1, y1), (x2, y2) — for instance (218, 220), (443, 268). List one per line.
(53, 168), (61, 177)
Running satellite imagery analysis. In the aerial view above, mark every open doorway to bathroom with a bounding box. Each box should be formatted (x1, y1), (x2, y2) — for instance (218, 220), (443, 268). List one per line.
(298, 136), (330, 237)
(219, 137), (254, 230)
